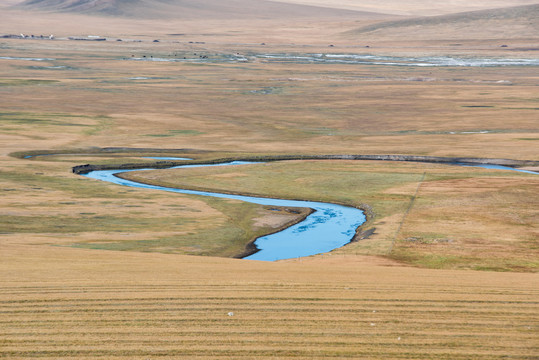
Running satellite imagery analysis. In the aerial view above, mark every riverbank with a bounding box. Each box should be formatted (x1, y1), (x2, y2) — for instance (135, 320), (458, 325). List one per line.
(71, 153), (539, 174)
(233, 207), (314, 259)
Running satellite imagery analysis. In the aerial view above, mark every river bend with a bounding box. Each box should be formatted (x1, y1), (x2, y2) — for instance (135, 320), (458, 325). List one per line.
(83, 161), (366, 261)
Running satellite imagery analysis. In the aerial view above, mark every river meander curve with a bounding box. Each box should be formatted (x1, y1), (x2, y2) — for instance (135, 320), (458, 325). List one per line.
(78, 158), (537, 261)
(83, 161), (366, 261)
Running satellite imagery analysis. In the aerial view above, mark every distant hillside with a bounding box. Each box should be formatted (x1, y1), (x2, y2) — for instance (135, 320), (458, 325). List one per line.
(347, 4), (539, 39)
(270, 0), (539, 16)
(14, 0), (386, 19)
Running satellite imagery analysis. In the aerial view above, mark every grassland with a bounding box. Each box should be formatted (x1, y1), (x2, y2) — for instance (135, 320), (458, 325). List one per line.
(120, 159), (538, 271)
(2, 243), (538, 359)
(1, 0), (538, 358)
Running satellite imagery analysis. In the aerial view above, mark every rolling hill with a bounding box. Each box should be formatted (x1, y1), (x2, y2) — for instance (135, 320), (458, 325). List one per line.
(347, 3), (539, 40)
(269, 0), (539, 16)
(14, 0), (387, 19)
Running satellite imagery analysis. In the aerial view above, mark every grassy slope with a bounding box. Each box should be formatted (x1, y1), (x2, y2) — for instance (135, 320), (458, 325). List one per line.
(346, 4), (539, 40)
(14, 0), (374, 19)
(269, 0), (539, 16)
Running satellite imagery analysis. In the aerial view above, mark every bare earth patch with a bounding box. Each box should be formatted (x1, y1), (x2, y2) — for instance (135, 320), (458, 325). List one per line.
(253, 207), (307, 228)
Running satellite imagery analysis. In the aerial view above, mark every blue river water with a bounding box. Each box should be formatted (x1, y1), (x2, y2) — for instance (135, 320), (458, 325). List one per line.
(127, 54), (539, 67)
(456, 163), (538, 175)
(83, 161), (366, 261)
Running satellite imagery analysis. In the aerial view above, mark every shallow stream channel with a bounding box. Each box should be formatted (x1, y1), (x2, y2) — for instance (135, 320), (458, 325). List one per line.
(83, 161), (366, 261)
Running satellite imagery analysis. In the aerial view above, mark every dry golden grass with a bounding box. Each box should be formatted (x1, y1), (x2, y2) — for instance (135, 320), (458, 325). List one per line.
(1, 243), (538, 359)
(0, 42), (537, 157)
(392, 173), (539, 271)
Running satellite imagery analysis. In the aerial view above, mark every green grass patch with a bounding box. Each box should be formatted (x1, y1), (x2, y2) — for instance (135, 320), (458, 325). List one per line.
(393, 252), (462, 269)
(82, 116), (114, 136)
(0, 169), (144, 199)
(0, 79), (59, 86)
(392, 251), (539, 272)
(0, 215), (190, 234)
(130, 160), (429, 218)
(144, 129), (204, 137)
(0, 111), (115, 141)
(70, 197), (281, 257)
(0, 112), (111, 130)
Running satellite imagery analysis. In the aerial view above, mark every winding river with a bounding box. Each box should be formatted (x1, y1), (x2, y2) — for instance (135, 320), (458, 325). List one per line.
(83, 161), (366, 261)
(77, 158), (537, 261)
